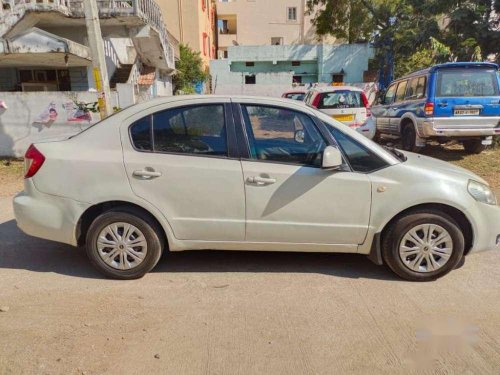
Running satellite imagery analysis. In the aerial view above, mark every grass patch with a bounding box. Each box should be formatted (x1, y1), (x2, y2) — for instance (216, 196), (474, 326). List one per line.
(0, 158), (24, 178)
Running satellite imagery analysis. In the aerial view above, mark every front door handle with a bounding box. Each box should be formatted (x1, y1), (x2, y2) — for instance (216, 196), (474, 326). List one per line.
(133, 169), (162, 179)
(247, 176), (276, 185)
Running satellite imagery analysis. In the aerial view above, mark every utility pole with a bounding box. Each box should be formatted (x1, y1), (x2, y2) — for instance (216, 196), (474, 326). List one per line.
(83, 0), (113, 119)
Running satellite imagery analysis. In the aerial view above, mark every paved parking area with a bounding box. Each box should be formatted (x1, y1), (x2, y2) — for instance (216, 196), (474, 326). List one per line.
(1, 196), (500, 374)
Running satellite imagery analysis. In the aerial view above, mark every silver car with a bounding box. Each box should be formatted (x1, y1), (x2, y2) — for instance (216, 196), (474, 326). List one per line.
(13, 96), (500, 281)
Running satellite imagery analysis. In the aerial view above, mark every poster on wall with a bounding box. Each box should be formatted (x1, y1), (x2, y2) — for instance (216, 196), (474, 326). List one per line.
(33, 102), (58, 125)
(64, 101), (92, 123)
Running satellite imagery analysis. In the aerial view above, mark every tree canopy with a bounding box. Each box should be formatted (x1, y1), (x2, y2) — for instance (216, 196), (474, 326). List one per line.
(173, 44), (208, 94)
(307, 0), (500, 79)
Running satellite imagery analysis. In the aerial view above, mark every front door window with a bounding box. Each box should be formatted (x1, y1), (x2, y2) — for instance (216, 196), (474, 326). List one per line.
(241, 105), (327, 167)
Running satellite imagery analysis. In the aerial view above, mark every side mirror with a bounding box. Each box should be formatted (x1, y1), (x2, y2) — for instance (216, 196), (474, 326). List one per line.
(322, 146), (343, 169)
(294, 130), (305, 143)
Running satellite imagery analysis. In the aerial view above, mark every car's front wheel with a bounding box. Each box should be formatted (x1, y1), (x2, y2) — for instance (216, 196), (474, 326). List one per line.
(381, 210), (465, 281)
(86, 208), (164, 279)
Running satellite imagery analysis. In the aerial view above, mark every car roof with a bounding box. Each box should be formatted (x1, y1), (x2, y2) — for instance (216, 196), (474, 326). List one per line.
(112, 95), (311, 115)
(309, 85), (363, 93)
(398, 62), (499, 80)
(283, 90), (306, 94)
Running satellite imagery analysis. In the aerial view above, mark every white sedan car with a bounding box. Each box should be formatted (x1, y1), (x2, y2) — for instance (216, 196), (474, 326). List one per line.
(13, 96), (500, 281)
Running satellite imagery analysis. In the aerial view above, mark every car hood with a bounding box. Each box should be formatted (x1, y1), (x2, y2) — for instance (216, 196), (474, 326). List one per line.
(401, 151), (488, 185)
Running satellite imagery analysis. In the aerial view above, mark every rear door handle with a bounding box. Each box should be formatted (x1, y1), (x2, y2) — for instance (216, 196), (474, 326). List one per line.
(133, 169), (162, 179)
(247, 176), (276, 185)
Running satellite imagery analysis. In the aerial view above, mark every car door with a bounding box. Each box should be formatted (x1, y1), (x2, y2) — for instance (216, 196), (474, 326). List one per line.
(235, 100), (372, 247)
(388, 80), (408, 133)
(121, 100), (246, 241)
(372, 83), (397, 133)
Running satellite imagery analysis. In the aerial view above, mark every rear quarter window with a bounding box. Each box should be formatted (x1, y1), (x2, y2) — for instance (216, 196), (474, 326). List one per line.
(436, 68), (499, 97)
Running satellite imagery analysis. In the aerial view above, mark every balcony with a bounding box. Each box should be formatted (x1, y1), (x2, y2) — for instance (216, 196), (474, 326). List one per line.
(0, 0), (174, 70)
(218, 33), (237, 48)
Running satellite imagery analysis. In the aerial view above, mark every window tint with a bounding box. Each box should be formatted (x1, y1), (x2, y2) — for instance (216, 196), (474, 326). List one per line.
(395, 81), (408, 102)
(406, 78), (419, 100)
(319, 90), (363, 109)
(436, 69), (499, 97)
(416, 76), (426, 99)
(242, 105), (326, 167)
(384, 83), (397, 104)
(130, 116), (152, 151)
(326, 125), (387, 173)
(153, 105), (227, 156)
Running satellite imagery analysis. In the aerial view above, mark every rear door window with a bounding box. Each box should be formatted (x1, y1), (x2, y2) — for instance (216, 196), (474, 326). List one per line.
(394, 80), (408, 103)
(436, 68), (499, 97)
(318, 91), (363, 109)
(415, 76), (427, 99)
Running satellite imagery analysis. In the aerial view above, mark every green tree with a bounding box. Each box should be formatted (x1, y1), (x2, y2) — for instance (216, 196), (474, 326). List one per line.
(173, 44), (208, 95)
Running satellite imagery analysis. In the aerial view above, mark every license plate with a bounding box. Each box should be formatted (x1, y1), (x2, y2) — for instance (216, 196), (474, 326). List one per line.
(333, 114), (354, 122)
(454, 109), (480, 116)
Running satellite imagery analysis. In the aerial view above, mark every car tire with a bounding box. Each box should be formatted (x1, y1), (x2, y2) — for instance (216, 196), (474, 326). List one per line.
(381, 210), (465, 281)
(462, 139), (486, 154)
(401, 123), (423, 153)
(86, 208), (165, 279)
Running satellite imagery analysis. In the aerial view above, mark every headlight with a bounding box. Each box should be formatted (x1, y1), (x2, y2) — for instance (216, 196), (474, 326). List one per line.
(468, 180), (497, 205)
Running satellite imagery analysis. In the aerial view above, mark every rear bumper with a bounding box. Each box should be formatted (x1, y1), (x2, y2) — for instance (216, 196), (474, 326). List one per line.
(467, 201), (500, 254)
(418, 116), (500, 138)
(13, 180), (90, 246)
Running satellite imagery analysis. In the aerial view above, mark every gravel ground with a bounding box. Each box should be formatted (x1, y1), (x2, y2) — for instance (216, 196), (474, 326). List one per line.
(1, 196), (500, 375)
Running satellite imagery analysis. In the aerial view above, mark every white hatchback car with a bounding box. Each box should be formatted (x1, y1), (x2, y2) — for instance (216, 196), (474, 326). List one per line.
(14, 96), (500, 281)
(305, 86), (376, 139)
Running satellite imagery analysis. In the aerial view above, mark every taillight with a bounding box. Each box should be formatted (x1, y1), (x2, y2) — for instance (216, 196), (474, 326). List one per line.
(361, 92), (371, 117)
(424, 102), (434, 116)
(311, 93), (321, 108)
(24, 144), (45, 179)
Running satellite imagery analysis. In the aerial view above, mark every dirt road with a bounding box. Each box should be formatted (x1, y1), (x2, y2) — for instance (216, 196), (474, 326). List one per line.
(1, 196), (499, 375)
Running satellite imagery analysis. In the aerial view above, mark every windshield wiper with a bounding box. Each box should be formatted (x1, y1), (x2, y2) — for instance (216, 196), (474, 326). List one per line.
(383, 146), (407, 162)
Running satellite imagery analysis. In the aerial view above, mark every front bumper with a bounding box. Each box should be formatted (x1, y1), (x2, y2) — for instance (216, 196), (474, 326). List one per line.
(13, 180), (90, 246)
(467, 201), (500, 254)
(418, 116), (500, 138)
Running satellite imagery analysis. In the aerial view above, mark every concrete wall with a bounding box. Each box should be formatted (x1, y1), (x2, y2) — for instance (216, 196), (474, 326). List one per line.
(0, 91), (119, 157)
(210, 44), (375, 95)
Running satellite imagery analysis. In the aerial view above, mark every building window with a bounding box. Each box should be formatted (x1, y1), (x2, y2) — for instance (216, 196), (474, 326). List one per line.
(287, 7), (297, 21)
(291, 61), (300, 66)
(292, 76), (302, 84)
(245, 75), (256, 84)
(271, 37), (283, 45)
(18, 68), (71, 91)
(245, 62), (255, 67)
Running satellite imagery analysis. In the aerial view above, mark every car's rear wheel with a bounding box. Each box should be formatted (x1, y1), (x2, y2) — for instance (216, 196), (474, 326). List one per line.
(401, 123), (423, 153)
(86, 208), (164, 279)
(381, 210), (465, 281)
(462, 139), (486, 154)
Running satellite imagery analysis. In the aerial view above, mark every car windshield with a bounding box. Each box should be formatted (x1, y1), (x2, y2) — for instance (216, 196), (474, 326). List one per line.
(436, 68), (499, 97)
(318, 90), (363, 109)
(285, 93), (305, 100)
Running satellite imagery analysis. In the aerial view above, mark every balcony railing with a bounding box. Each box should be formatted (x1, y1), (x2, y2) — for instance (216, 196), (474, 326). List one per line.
(0, 0), (174, 68)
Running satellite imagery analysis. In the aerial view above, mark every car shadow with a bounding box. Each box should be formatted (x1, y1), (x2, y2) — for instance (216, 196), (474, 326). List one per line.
(0, 219), (398, 281)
